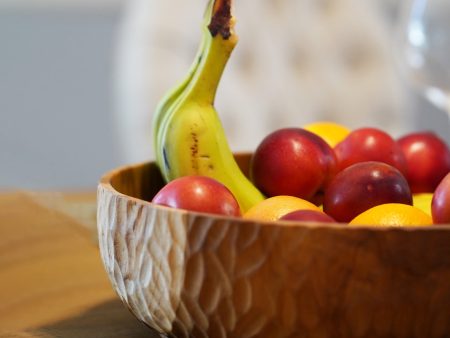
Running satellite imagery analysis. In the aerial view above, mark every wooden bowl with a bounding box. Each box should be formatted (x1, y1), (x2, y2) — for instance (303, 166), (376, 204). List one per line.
(97, 154), (450, 338)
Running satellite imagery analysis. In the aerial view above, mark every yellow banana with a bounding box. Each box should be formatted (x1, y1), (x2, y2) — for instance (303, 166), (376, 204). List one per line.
(153, 0), (264, 212)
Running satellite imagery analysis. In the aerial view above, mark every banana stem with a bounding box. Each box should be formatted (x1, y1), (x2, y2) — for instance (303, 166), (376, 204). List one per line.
(209, 0), (233, 39)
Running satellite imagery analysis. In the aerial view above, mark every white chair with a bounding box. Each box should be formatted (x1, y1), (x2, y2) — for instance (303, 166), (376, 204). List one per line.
(113, 0), (412, 164)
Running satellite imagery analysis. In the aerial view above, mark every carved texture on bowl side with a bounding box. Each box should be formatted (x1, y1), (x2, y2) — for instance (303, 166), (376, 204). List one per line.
(98, 186), (187, 336)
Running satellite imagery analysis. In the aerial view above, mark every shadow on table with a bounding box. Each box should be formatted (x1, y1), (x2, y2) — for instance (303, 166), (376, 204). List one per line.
(34, 299), (162, 338)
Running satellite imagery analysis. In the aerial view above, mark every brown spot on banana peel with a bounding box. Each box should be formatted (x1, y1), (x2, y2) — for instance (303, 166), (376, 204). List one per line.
(190, 131), (199, 171)
(208, 0), (233, 39)
(189, 135), (215, 171)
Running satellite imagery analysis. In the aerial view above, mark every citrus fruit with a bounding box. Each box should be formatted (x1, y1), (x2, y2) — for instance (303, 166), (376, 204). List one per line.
(412, 193), (433, 216)
(348, 203), (433, 227)
(303, 121), (351, 147)
(243, 195), (320, 222)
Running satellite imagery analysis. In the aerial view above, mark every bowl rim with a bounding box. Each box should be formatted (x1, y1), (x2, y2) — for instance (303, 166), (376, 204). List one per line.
(98, 161), (450, 231)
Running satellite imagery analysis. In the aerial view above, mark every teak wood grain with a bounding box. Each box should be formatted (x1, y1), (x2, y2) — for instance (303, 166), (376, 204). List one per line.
(0, 192), (159, 338)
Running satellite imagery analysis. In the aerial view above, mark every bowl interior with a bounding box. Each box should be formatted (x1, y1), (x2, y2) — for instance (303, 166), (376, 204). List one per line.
(104, 153), (450, 229)
(108, 153), (252, 202)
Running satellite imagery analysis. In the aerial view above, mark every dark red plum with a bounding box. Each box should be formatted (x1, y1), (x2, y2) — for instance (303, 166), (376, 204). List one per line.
(432, 173), (450, 224)
(323, 161), (412, 222)
(279, 209), (336, 223)
(250, 128), (337, 201)
(335, 127), (407, 175)
(152, 176), (241, 216)
(398, 131), (450, 193)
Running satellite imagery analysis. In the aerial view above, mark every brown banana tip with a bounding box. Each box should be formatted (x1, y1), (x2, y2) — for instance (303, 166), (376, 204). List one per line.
(208, 0), (233, 39)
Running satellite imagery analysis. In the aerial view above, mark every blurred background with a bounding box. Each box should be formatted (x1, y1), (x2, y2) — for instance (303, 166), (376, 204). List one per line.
(1, 0), (449, 190)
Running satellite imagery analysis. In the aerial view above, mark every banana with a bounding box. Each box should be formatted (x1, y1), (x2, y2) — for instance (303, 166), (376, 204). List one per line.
(153, 0), (265, 212)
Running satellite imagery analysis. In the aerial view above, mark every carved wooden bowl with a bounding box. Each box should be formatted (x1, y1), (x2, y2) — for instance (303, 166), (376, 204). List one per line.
(97, 154), (450, 338)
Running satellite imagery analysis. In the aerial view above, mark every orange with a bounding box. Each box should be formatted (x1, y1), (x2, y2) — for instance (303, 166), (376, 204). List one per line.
(243, 195), (320, 222)
(303, 121), (351, 147)
(348, 203), (433, 227)
(412, 193), (433, 216)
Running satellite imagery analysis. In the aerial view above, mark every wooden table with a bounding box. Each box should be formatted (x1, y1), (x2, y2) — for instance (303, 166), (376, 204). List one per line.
(0, 191), (159, 337)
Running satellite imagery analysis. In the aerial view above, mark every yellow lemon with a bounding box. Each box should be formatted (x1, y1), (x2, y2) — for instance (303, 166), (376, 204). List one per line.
(348, 203), (433, 227)
(303, 121), (351, 147)
(412, 193), (433, 216)
(243, 195), (320, 222)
